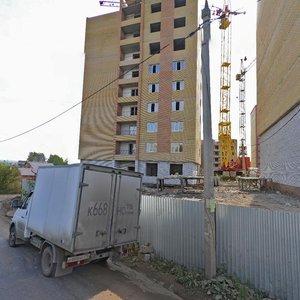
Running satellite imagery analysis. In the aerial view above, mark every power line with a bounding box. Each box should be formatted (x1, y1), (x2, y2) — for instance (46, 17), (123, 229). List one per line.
(1, 15), (223, 144)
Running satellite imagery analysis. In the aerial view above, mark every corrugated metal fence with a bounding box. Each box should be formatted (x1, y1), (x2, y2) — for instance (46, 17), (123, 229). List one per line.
(217, 205), (300, 300)
(139, 195), (300, 300)
(139, 195), (205, 271)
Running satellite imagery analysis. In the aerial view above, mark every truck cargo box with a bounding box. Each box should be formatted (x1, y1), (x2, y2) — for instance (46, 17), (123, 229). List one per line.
(27, 163), (142, 254)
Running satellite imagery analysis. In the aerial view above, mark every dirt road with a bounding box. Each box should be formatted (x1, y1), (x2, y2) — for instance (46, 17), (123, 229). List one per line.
(0, 206), (181, 300)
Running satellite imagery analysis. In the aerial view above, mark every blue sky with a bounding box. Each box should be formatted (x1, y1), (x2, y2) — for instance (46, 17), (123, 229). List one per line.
(0, 0), (256, 163)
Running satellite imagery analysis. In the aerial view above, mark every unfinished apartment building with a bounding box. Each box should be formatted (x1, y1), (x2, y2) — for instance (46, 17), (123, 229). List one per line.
(78, 0), (202, 182)
(254, 0), (300, 196)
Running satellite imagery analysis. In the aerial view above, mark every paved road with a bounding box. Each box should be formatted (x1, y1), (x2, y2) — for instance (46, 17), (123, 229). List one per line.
(0, 213), (180, 300)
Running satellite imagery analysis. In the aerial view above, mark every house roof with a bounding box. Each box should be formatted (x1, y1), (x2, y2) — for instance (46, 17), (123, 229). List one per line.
(27, 162), (54, 174)
(18, 168), (35, 177)
(18, 161), (54, 177)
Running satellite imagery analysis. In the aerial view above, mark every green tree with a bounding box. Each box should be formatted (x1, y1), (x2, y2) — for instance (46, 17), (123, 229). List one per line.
(0, 163), (21, 194)
(47, 154), (68, 165)
(27, 152), (46, 162)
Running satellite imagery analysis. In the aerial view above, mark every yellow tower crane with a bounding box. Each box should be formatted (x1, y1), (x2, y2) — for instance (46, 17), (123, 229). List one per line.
(216, 1), (232, 169)
(214, 1), (245, 170)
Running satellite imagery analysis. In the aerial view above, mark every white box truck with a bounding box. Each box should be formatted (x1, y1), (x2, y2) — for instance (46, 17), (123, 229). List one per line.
(9, 163), (142, 277)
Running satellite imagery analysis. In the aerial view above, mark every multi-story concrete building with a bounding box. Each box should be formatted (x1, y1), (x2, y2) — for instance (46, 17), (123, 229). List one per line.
(256, 0), (300, 196)
(79, 0), (202, 182)
(206, 139), (238, 171)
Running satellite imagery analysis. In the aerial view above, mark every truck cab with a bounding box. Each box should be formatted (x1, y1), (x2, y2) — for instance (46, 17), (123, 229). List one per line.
(9, 193), (33, 246)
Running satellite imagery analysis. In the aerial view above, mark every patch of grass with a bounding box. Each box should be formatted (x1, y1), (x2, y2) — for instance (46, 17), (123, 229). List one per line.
(149, 257), (205, 289)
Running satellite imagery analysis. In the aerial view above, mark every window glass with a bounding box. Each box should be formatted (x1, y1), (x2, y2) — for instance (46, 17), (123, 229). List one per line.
(148, 64), (160, 74)
(151, 3), (161, 13)
(173, 38), (185, 51)
(174, 0), (186, 8)
(146, 143), (157, 153)
(147, 102), (158, 112)
(172, 60), (185, 71)
(174, 17), (186, 28)
(147, 122), (158, 132)
(171, 121), (184, 132)
(150, 22), (161, 32)
(172, 100), (184, 111)
(171, 143), (183, 153)
(172, 81), (184, 91)
(148, 83), (159, 93)
(131, 89), (138, 96)
(150, 42), (160, 54)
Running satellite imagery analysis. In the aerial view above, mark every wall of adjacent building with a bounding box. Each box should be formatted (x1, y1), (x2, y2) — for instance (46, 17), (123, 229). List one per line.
(78, 12), (120, 161)
(257, 0), (300, 136)
(257, 0), (300, 195)
(250, 105), (257, 167)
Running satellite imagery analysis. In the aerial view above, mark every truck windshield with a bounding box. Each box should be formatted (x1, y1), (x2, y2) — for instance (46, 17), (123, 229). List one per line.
(21, 193), (32, 209)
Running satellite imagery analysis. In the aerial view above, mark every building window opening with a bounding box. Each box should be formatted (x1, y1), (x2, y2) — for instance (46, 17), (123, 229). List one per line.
(146, 143), (157, 153)
(146, 122), (158, 133)
(148, 63), (160, 74)
(151, 3), (161, 13)
(172, 80), (184, 91)
(171, 143), (183, 153)
(146, 163), (158, 176)
(174, 17), (186, 28)
(174, 0), (186, 8)
(147, 102), (158, 112)
(148, 83), (159, 93)
(171, 121), (184, 132)
(174, 38), (185, 51)
(132, 70), (139, 77)
(131, 89), (138, 96)
(132, 53), (140, 59)
(172, 100), (184, 111)
(170, 164), (183, 175)
(150, 22), (161, 33)
(130, 106), (138, 115)
(172, 60), (185, 71)
(150, 42), (160, 54)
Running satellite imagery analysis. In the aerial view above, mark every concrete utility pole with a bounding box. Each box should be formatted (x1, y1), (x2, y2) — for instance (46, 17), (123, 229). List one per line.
(201, 0), (216, 279)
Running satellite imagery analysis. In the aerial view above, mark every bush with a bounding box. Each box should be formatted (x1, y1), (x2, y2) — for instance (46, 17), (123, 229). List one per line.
(0, 163), (21, 194)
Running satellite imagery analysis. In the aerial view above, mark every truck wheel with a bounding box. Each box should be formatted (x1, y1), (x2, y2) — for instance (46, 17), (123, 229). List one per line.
(8, 226), (17, 247)
(41, 246), (56, 277)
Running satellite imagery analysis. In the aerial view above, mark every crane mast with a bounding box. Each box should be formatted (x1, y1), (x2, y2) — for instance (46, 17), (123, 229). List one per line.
(236, 57), (247, 157)
(217, 0), (232, 169)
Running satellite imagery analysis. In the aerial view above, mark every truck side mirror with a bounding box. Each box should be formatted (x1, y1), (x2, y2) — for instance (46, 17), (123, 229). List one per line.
(11, 198), (22, 209)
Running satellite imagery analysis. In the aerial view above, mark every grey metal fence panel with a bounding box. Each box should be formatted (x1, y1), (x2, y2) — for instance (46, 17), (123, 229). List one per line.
(139, 195), (205, 271)
(217, 204), (300, 300)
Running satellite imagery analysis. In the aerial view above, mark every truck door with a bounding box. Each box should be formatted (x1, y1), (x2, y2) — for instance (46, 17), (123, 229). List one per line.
(13, 194), (32, 239)
(110, 173), (141, 245)
(74, 169), (115, 253)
